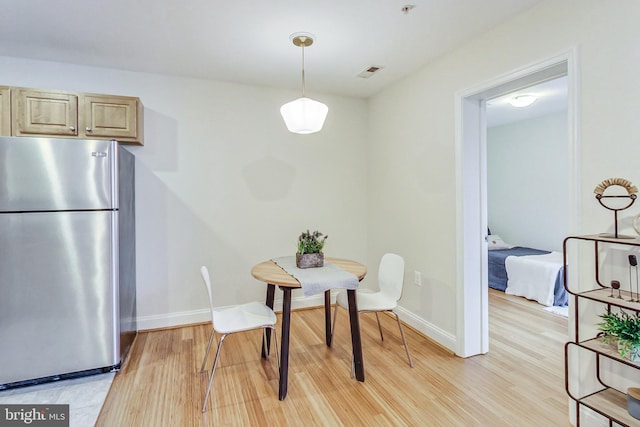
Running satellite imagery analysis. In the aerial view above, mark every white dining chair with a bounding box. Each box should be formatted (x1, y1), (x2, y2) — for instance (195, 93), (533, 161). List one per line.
(331, 253), (414, 368)
(199, 265), (279, 413)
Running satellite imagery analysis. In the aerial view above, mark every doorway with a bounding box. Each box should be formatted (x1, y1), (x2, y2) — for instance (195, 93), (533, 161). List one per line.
(487, 77), (569, 254)
(454, 49), (579, 357)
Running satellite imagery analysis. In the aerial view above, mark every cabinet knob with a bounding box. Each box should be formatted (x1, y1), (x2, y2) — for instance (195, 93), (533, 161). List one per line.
(69, 126), (76, 131)
(86, 127), (92, 132)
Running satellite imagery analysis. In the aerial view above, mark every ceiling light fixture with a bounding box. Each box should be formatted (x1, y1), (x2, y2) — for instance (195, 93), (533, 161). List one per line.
(280, 32), (328, 134)
(509, 95), (537, 108)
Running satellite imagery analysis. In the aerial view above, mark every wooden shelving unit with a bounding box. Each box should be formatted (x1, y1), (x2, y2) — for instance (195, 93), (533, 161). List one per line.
(564, 234), (640, 426)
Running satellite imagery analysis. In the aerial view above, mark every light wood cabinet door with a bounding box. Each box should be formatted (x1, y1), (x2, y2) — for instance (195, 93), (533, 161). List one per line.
(12, 89), (78, 137)
(3, 86), (143, 145)
(80, 95), (142, 143)
(0, 87), (10, 136)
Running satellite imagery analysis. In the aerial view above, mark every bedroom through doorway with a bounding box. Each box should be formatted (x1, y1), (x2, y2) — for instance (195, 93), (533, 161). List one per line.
(485, 76), (570, 317)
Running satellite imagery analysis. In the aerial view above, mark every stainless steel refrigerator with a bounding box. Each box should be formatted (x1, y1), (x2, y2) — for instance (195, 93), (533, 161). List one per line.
(0, 136), (136, 388)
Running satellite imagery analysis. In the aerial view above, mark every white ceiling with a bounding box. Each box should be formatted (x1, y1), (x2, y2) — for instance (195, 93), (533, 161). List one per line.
(0, 0), (545, 100)
(2, 0), (562, 126)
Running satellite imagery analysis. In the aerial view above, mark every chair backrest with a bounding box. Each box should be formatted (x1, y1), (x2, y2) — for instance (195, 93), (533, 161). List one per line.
(378, 253), (405, 301)
(200, 266), (215, 324)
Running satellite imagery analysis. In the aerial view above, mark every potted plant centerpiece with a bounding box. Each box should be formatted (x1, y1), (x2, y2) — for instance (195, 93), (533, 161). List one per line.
(598, 310), (640, 361)
(296, 229), (327, 269)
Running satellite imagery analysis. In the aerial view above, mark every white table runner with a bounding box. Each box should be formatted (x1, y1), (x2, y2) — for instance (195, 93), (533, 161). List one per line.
(271, 256), (359, 297)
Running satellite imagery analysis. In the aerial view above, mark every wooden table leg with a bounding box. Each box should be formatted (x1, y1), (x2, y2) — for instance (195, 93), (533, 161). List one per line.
(279, 286), (292, 400)
(262, 284), (276, 358)
(347, 289), (365, 382)
(324, 290), (332, 346)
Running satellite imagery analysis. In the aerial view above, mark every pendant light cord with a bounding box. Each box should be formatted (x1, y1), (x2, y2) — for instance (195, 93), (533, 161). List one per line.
(301, 44), (306, 97)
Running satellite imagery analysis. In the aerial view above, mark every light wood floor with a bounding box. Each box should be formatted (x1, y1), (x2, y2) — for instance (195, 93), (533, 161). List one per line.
(96, 290), (570, 426)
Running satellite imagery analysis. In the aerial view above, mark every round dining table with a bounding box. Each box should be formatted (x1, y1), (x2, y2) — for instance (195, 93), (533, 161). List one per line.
(251, 257), (367, 400)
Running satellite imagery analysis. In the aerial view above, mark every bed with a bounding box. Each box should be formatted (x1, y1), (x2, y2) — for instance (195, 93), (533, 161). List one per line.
(487, 238), (568, 307)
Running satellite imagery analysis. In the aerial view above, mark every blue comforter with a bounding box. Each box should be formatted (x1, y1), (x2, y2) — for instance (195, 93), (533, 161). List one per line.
(488, 246), (568, 307)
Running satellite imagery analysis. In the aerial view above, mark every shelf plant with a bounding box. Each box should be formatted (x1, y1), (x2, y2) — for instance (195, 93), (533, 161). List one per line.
(296, 230), (327, 268)
(598, 310), (640, 361)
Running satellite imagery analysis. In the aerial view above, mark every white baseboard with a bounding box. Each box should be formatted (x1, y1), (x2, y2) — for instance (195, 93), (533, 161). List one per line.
(137, 308), (210, 331)
(137, 293), (327, 331)
(136, 296), (457, 355)
(394, 306), (457, 353)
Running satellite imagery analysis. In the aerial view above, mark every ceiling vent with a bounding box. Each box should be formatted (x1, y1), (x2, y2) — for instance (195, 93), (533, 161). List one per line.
(357, 65), (384, 79)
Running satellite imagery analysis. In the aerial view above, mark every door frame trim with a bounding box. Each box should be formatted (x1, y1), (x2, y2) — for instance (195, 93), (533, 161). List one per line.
(453, 47), (580, 357)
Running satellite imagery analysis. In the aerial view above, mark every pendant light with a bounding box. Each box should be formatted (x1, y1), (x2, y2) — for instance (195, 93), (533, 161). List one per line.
(280, 33), (328, 134)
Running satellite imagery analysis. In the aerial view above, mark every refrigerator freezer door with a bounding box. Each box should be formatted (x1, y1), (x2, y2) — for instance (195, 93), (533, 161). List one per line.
(0, 137), (117, 212)
(0, 211), (118, 385)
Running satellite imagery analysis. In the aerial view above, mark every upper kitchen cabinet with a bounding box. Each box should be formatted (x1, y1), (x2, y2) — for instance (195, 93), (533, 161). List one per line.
(80, 94), (143, 144)
(7, 87), (143, 145)
(12, 89), (78, 137)
(0, 87), (10, 136)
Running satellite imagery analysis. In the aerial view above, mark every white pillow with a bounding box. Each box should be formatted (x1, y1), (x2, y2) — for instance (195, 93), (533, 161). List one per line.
(487, 235), (510, 250)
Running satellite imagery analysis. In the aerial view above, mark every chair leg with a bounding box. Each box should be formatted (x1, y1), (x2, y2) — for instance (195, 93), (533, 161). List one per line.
(202, 334), (227, 413)
(200, 328), (216, 373)
(330, 303), (339, 346)
(263, 327), (280, 374)
(391, 311), (414, 368)
(350, 358), (355, 379)
(262, 329), (269, 357)
(271, 326), (280, 374)
(333, 305), (357, 377)
(374, 312), (384, 341)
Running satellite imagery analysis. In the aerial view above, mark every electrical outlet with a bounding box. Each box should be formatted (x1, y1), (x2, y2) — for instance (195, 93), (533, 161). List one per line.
(414, 271), (422, 287)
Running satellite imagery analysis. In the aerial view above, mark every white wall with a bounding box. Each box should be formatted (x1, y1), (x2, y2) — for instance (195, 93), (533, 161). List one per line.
(3, 0), (640, 362)
(487, 111), (569, 252)
(367, 0), (640, 346)
(0, 57), (369, 329)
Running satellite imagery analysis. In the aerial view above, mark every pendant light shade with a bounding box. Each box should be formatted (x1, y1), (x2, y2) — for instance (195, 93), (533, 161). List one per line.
(280, 97), (328, 134)
(281, 33), (328, 134)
